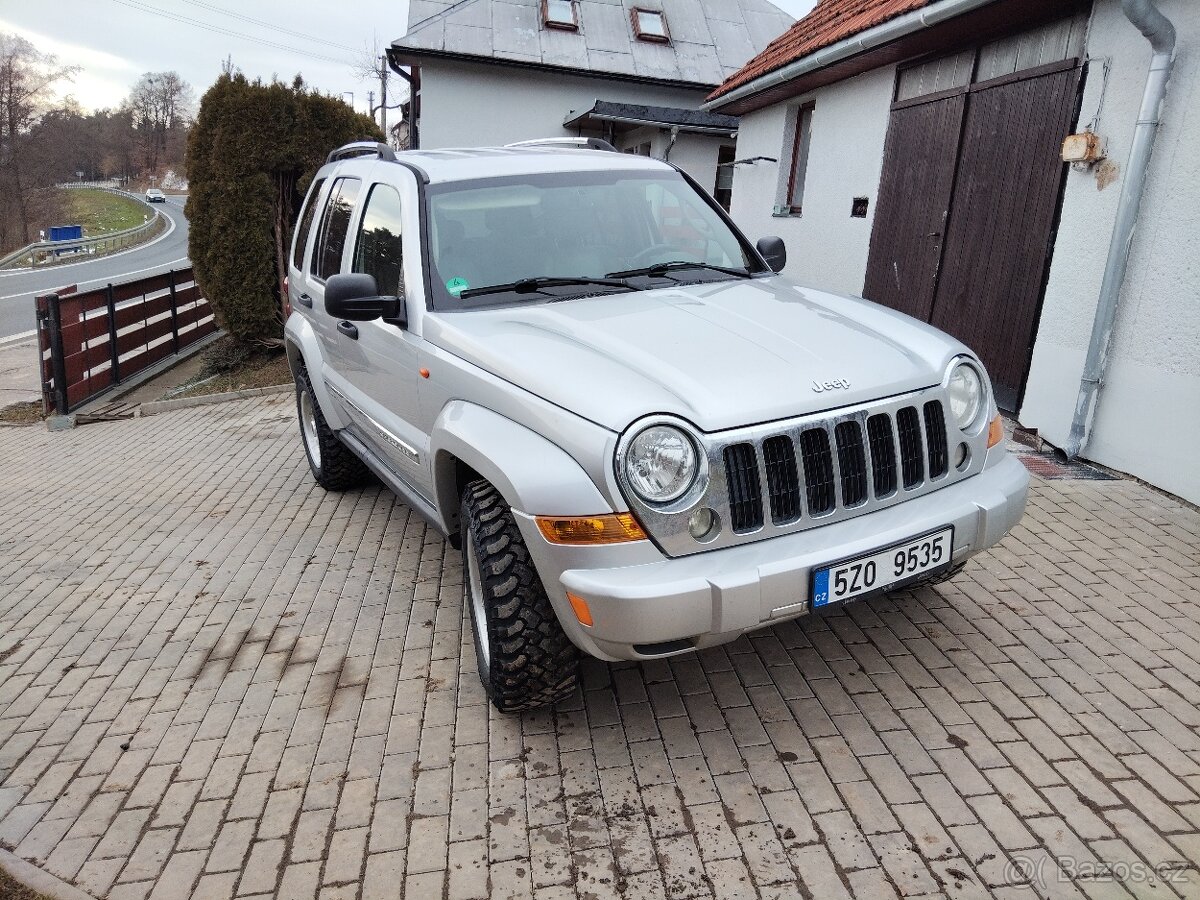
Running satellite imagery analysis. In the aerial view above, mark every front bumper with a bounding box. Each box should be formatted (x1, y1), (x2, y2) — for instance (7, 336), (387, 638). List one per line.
(515, 451), (1028, 661)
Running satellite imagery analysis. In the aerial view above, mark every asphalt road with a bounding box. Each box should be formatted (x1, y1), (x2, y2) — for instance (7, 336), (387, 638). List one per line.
(0, 195), (190, 340)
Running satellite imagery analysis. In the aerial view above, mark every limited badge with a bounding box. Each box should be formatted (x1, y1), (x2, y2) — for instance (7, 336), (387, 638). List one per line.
(446, 277), (469, 297)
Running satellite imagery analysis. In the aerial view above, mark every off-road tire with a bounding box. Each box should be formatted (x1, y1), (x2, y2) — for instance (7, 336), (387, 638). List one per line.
(295, 366), (370, 491)
(461, 480), (579, 712)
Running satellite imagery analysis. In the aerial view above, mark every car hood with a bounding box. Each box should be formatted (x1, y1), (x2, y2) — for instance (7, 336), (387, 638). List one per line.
(423, 276), (969, 434)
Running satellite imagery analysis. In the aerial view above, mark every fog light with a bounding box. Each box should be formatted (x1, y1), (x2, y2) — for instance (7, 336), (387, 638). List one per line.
(688, 507), (720, 542)
(954, 443), (969, 470)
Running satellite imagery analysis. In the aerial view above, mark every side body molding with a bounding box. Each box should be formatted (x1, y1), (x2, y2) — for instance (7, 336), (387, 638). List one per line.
(284, 316), (348, 430)
(431, 401), (615, 528)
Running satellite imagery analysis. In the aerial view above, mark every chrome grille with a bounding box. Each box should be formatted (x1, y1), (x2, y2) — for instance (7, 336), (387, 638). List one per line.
(620, 388), (983, 559)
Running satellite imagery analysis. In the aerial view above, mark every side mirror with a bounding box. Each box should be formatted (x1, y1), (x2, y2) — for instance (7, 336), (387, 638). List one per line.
(324, 272), (404, 325)
(756, 236), (787, 273)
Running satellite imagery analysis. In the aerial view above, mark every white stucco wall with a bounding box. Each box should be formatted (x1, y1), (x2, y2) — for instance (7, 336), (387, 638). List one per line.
(416, 59), (729, 186)
(726, 65), (897, 296)
(1020, 0), (1199, 503)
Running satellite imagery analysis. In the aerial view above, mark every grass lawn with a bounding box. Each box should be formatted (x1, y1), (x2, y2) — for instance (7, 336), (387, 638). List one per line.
(61, 188), (151, 237)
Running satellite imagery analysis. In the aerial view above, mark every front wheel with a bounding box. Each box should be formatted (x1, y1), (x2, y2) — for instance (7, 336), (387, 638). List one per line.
(461, 480), (579, 712)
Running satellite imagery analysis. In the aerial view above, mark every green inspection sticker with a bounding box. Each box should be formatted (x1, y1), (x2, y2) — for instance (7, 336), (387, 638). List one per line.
(446, 277), (469, 296)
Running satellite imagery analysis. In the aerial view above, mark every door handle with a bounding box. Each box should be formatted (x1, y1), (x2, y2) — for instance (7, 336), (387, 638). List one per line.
(337, 321), (359, 339)
(297, 293), (312, 308)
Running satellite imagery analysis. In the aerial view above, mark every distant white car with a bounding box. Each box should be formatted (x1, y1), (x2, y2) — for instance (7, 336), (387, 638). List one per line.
(145, 188), (166, 203)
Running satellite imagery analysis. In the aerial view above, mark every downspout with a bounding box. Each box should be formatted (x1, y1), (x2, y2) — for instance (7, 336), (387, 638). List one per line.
(1065, 0), (1175, 458)
(386, 49), (419, 148)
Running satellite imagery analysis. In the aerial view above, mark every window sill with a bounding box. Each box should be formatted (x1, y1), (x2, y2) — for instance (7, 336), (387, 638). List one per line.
(772, 210), (802, 218)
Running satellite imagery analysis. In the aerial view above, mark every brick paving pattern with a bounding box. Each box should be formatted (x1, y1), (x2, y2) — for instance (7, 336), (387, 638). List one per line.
(1, 395), (1198, 899)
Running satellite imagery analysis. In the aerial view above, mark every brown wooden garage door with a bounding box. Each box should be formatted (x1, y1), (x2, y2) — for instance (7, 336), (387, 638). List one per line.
(864, 57), (1084, 411)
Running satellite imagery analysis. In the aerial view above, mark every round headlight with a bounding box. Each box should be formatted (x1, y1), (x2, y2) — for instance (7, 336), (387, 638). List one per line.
(624, 425), (698, 503)
(947, 362), (984, 429)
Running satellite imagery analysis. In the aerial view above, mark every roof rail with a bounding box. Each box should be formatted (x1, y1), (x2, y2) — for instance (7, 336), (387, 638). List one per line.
(505, 137), (618, 153)
(327, 141), (396, 164)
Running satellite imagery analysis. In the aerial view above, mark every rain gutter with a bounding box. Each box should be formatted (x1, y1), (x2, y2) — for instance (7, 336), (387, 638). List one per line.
(1066, 0), (1176, 458)
(703, 0), (999, 112)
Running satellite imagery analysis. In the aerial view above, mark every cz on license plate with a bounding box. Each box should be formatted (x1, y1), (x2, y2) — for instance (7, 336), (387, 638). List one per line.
(811, 528), (953, 608)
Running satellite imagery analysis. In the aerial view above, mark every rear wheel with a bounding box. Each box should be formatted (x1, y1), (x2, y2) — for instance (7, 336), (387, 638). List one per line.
(461, 480), (579, 712)
(294, 366), (369, 491)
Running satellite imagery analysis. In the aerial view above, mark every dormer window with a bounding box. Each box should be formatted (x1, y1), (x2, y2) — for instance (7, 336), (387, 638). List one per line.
(632, 8), (669, 43)
(542, 0), (578, 30)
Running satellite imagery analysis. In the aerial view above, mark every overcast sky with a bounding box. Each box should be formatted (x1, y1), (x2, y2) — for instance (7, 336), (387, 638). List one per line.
(0, 0), (816, 117)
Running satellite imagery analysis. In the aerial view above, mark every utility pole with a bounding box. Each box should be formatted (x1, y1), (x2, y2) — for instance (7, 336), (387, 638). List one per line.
(368, 90), (376, 125)
(378, 54), (389, 134)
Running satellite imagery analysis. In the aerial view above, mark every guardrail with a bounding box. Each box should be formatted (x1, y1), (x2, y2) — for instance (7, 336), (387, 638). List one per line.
(0, 187), (170, 270)
(36, 267), (218, 415)
(0, 212), (165, 270)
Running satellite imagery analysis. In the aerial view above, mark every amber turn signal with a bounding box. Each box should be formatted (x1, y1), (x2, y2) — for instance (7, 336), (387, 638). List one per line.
(536, 513), (647, 545)
(567, 593), (594, 627)
(987, 414), (1004, 448)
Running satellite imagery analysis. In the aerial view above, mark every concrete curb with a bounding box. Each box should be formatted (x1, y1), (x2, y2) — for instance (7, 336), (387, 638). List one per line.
(0, 330), (36, 350)
(0, 849), (98, 900)
(137, 382), (293, 417)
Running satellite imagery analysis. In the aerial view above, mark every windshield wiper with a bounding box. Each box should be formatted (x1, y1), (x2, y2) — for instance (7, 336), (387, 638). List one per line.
(458, 275), (631, 300)
(606, 261), (753, 280)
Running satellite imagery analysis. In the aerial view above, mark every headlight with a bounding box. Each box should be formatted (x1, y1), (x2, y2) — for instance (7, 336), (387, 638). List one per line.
(624, 425), (698, 503)
(947, 362), (984, 429)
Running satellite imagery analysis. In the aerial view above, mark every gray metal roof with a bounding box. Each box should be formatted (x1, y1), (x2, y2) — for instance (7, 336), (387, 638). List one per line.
(394, 0), (795, 87)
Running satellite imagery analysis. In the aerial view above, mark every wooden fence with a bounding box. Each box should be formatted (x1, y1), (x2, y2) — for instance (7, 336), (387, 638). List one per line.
(36, 267), (217, 414)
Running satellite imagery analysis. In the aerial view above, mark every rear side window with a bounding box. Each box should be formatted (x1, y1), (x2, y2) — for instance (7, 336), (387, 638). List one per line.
(353, 184), (404, 298)
(291, 177), (326, 271)
(315, 177), (361, 281)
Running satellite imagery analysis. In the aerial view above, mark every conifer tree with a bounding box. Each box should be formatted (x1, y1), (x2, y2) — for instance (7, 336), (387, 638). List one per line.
(186, 73), (382, 344)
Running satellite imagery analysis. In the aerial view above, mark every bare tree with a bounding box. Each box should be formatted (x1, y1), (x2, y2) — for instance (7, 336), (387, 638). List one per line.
(126, 71), (195, 176)
(0, 32), (78, 246)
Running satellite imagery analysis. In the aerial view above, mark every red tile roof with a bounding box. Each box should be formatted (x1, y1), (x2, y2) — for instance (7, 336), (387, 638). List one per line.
(709, 0), (934, 101)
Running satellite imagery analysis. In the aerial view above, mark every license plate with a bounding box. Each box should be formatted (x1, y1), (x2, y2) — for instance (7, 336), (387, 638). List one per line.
(811, 527), (953, 608)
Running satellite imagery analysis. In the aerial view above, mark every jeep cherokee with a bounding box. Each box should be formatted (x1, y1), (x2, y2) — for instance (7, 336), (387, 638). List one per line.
(284, 140), (1029, 711)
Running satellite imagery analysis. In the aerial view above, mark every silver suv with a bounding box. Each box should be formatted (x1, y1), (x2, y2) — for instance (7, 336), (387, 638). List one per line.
(285, 140), (1029, 711)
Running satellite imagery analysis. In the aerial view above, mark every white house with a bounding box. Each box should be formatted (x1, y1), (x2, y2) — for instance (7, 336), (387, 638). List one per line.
(387, 0), (794, 205)
(707, 0), (1199, 504)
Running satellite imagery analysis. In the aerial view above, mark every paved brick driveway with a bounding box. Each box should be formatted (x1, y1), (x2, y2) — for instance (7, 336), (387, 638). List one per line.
(1, 395), (1198, 900)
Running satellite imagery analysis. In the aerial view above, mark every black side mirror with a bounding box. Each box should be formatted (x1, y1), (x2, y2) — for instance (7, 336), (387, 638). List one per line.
(324, 273), (404, 325)
(756, 236), (787, 273)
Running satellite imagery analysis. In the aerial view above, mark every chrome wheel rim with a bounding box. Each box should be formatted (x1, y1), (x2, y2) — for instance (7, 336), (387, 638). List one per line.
(466, 541), (491, 671)
(300, 389), (321, 469)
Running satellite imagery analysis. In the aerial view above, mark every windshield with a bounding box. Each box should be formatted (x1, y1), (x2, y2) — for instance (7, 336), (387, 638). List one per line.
(426, 169), (764, 309)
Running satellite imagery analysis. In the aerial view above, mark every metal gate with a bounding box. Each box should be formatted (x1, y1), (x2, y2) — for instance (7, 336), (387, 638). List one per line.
(36, 267), (217, 415)
(864, 58), (1084, 411)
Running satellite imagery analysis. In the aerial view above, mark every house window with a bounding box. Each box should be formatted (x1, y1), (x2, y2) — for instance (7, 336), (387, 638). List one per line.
(786, 104), (814, 215)
(542, 0), (578, 30)
(632, 9), (669, 43)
